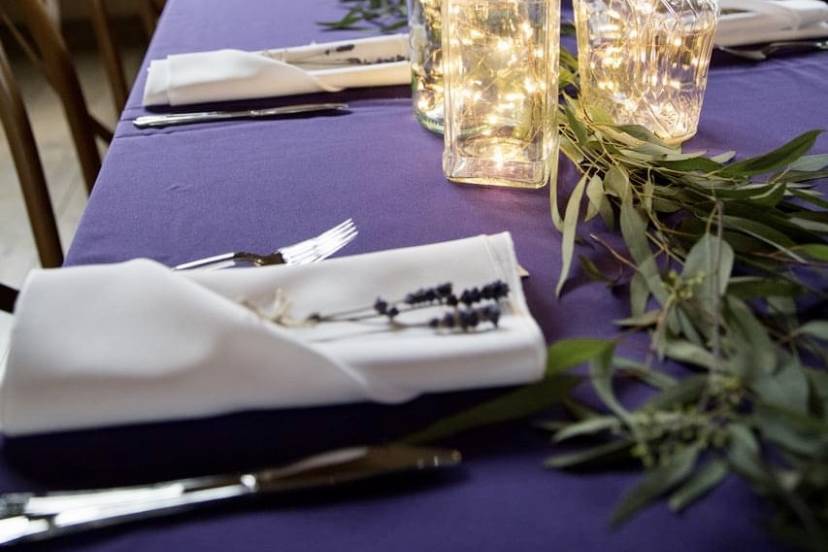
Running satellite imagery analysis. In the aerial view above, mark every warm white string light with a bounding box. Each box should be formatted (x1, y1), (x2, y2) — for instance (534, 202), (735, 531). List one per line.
(442, 0), (560, 189)
(575, 0), (718, 143)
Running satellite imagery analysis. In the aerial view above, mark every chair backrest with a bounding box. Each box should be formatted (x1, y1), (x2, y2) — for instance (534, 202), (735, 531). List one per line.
(1, 0), (104, 193)
(0, 39), (63, 268)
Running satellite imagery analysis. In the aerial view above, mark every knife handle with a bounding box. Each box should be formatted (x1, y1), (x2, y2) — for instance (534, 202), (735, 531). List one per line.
(133, 111), (245, 128)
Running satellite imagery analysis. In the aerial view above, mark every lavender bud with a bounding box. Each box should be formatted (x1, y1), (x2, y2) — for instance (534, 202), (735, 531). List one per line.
(374, 298), (388, 314)
(446, 294), (459, 307)
(442, 312), (456, 328)
(387, 306), (399, 318)
(436, 283), (452, 297)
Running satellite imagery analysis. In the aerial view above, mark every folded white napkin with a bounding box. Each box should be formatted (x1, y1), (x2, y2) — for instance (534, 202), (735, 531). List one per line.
(143, 34), (411, 106)
(0, 233), (546, 436)
(717, 0), (828, 46)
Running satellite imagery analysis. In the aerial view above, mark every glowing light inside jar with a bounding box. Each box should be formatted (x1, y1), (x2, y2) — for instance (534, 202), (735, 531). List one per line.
(442, 0), (560, 189)
(574, 0), (718, 143)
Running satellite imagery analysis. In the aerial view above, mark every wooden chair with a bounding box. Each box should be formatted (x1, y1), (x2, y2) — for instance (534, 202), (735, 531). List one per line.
(0, 39), (63, 268)
(0, 0), (111, 194)
(89, 0), (165, 114)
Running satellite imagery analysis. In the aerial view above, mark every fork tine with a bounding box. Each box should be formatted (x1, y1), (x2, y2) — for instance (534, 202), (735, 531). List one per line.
(285, 227), (358, 265)
(282, 221), (356, 261)
(284, 225), (358, 265)
(173, 219), (357, 271)
(279, 219), (355, 258)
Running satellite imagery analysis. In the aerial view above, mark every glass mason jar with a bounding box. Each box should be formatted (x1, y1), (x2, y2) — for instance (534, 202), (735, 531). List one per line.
(407, 0), (444, 133)
(442, 0), (560, 189)
(574, 0), (718, 144)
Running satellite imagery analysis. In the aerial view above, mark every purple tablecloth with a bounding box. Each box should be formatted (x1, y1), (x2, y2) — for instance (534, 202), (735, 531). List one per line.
(4, 0), (826, 549)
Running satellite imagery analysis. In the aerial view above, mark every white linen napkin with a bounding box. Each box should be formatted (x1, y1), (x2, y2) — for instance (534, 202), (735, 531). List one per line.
(0, 233), (546, 436)
(717, 0), (828, 46)
(143, 34), (411, 106)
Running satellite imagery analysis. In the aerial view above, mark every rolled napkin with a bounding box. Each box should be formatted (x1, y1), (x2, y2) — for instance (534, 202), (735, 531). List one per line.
(143, 33), (410, 106)
(717, 0), (828, 46)
(0, 233), (545, 436)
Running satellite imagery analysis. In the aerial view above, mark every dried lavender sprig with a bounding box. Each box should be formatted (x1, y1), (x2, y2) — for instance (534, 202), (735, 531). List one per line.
(428, 304), (502, 331)
(308, 280), (509, 324)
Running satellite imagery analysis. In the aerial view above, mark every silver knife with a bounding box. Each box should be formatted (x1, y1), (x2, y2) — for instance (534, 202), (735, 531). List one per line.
(133, 102), (350, 128)
(0, 445), (461, 546)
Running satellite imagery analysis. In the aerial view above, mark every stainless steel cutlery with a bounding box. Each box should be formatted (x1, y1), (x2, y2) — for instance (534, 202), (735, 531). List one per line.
(134, 102), (350, 128)
(173, 218), (358, 271)
(0, 445), (461, 546)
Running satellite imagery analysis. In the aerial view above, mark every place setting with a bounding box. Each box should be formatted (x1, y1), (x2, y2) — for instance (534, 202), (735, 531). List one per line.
(0, 0), (826, 550)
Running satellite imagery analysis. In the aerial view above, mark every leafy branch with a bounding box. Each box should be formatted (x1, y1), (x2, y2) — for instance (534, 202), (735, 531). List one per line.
(540, 46), (828, 549)
(317, 4), (828, 548)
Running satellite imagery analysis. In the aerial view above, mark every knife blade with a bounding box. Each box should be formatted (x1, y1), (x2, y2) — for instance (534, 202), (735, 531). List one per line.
(133, 102), (350, 128)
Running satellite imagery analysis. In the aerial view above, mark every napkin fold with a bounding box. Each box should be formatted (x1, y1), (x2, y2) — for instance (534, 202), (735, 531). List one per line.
(0, 234), (546, 436)
(143, 34), (410, 106)
(716, 0), (828, 46)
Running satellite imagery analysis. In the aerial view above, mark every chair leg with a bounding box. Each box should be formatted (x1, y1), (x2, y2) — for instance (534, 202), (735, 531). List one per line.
(0, 42), (64, 268)
(88, 0), (129, 114)
(138, 0), (161, 39)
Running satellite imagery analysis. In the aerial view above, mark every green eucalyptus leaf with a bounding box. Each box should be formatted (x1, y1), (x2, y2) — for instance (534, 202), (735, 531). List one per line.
(798, 243), (828, 261)
(585, 175), (604, 222)
(726, 424), (766, 483)
(564, 101), (589, 145)
(590, 342), (630, 421)
(616, 310), (661, 328)
(723, 296), (777, 379)
(554, 416), (622, 442)
(728, 277), (802, 299)
(664, 340), (720, 370)
(753, 403), (828, 458)
(546, 439), (633, 469)
(559, 135), (584, 166)
(722, 215), (804, 261)
(642, 374), (707, 411)
(777, 168), (828, 183)
(786, 153), (828, 172)
(719, 130), (822, 177)
(611, 446), (699, 526)
(797, 321), (828, 341)
(751, 356), (810, 415)
(556, 174), (589, 296)
(668, 459), (729, 512)
(657, 156), (724, 173)
(682, 232), (735, 298)
(604, 165), (631, 200)
(614, 357), (678, 389)
(710, 151), (737, 164)
(616, 124), (669, 145)
(620, 200), (668, 304)
(630, 272), (650, 318)
(789, 189), (828, 209)
(546, 338), (615, 376)
(403, 374), (580, 445)
(789, 214), (828, 234)
(805, 368), (828, 415)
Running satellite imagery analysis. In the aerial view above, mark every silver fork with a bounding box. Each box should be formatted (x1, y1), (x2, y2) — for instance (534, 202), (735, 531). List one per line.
(173, 218), (358, 271)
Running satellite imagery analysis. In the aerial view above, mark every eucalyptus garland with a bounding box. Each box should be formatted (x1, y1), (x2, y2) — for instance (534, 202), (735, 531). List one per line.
(321, 3), (828, 549)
